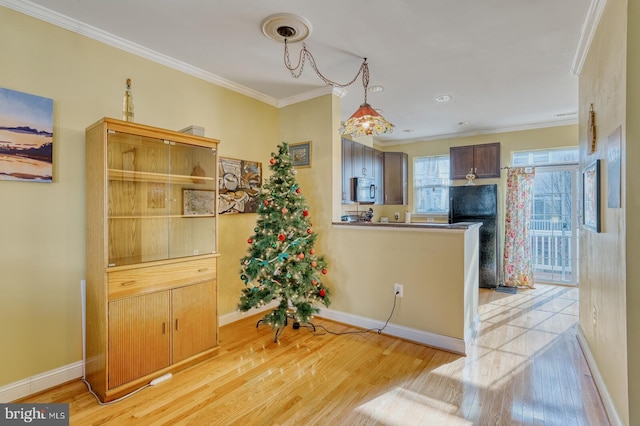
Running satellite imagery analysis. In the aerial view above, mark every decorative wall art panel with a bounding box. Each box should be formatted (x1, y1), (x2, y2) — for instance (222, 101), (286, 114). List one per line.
(0, 87), (53, 182)
(218, 157), (262, 214)
(582, 159), (601, 233)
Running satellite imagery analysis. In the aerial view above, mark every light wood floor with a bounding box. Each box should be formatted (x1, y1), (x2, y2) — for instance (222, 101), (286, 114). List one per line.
(21, 284), (609, 425)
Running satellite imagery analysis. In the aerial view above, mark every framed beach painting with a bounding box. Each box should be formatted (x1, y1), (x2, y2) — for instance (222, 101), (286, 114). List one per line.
(0, 87), (53, 183)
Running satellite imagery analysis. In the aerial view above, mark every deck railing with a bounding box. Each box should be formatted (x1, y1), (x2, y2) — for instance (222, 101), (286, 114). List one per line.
(529, 219), (577, 283)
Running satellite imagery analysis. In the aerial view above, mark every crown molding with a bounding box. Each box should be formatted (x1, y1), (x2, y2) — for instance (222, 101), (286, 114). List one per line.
(278, 86), (345, 108)
(571, 0), (607, 75)
(377, 118), (579, 147)
(0, 0), (281, 107)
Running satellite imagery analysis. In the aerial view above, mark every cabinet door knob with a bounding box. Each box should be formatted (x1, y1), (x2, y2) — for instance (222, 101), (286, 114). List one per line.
(121, 281), (136, 287)
(162, 322), (166, 334)
(197, 268), (209, 273)
(175, 319), (179, 331)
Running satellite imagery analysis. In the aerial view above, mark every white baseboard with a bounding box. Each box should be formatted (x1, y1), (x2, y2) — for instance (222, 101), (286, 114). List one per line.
(219, 300), (279, 326)
(316, 307), (467, 355)
(0, 361), (83, 403)
(576, 325), (623, 426)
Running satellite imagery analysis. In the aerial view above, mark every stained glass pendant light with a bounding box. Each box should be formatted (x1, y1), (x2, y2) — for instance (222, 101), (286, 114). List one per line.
(261, 13), (394, 137)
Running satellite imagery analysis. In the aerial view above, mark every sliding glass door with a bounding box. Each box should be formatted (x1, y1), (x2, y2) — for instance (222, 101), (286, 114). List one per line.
(529, 165), (580, 285)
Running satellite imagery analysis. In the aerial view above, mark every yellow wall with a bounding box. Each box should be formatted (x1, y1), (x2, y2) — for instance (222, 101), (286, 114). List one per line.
(327, 226), (477, 341)
(0, 7), (277, 387)
(626, 0), (640, 421)
(578, 0), (629, 423)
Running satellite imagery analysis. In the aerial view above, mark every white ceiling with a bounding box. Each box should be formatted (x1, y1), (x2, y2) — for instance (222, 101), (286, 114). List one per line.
(4, 0), (593, 144)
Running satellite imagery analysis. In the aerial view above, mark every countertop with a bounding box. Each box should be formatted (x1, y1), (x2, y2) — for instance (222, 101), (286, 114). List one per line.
(332, 221), (482, 230)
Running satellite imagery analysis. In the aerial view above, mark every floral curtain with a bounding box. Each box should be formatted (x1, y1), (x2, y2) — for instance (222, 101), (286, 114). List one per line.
(503, 167), (536, 288)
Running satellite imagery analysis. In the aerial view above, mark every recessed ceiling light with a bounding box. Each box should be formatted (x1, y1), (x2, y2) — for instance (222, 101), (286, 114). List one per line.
(458, 121), (470, 126)
(368, 85), (384, 93)
(435, 94), (452, 102)
(402, 129), (414, 133)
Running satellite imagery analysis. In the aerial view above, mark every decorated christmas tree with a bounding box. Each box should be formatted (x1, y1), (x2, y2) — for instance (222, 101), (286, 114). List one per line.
(238, 142), (331, 339)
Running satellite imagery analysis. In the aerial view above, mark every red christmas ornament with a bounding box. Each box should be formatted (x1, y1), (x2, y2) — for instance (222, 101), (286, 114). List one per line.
(269, 158), (276, 165)
(307, 228), (313, 234)
(278, 234), (285, 241)
(296, 188), (301, 194)
(247, 238), (253, 244)
(311, 261), (317, 267)
(302, 209), (309, 217)
(311, 280), (317, 286)
(263, 199), (269, 206)
(321, 268), (328, 275)
(319, 289), (326, 297)
(298, 253), (305, 259)
(281, 207), (288, 214)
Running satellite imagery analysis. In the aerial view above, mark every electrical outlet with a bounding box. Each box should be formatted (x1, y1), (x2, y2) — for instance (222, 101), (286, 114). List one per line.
(394, 212), (400, 221)
(394, 283), (404, 297)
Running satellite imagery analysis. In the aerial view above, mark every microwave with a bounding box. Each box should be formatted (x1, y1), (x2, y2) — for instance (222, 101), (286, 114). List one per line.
(352, 177), (376, 203)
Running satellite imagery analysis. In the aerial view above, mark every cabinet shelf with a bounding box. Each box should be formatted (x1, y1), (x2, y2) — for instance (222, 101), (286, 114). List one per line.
(108, 168), (215, 184)
(109, 214), (216, 219)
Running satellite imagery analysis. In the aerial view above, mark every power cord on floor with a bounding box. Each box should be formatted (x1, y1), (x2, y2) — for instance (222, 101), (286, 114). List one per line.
(82, 373), (171, 405)
(82, 378), (150, 406)
(303, 291), (400, 336)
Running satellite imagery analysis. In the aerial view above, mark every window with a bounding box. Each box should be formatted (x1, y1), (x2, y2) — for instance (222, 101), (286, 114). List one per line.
(512, 147), (578, 167)
(413, 155), (450, 214)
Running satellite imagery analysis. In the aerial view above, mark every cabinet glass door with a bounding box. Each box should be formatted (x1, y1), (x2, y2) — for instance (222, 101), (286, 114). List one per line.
(168, 141), (217, 259)
(107, 131), (171, 266)
(106, 131), (217, 266)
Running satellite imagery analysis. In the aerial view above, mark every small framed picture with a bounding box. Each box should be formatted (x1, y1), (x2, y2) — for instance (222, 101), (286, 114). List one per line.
(183, 189), (216, 216)
(289, 141), (312, 168)
(582, 159), (601, 232)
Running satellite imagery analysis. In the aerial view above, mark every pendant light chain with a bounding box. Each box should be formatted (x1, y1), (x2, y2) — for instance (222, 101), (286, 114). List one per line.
(284, 39), (369, 95)
(281, 37), (393, 136)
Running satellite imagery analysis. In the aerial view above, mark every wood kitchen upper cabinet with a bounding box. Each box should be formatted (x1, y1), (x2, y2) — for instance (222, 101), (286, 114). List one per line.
(383, 152), (408, 205)
(374, 149), (384, 204)
(352, 142), (375, 178)
(450, 142), (501, 179)
(341, 138), (354, 203)
(342, 138), (383, 204)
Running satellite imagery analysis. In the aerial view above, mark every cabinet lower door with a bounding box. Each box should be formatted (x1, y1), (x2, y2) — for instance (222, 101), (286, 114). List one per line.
(172, 281), (217, 363)
(108, 292), (171, 388)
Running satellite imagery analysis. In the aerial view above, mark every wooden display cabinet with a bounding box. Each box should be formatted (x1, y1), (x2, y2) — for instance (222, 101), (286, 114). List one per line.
(85, 118), (220, 402)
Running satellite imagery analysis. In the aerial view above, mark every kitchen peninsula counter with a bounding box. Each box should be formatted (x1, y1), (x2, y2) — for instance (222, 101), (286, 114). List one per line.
(332, 221), (481, 231)
(323, 220), (480, 354)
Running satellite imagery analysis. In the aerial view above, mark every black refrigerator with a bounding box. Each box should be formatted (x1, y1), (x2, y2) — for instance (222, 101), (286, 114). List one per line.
(448, 184), (499, 288)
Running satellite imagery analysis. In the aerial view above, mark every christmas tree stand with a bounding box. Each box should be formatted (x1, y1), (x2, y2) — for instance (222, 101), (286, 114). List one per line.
(256, 313), (316, 343)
